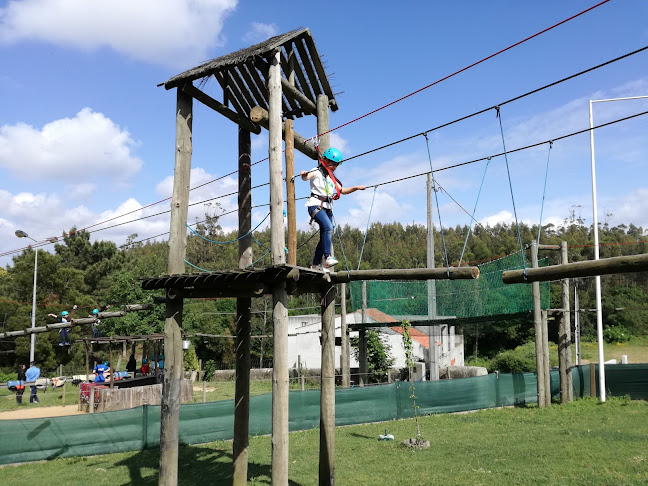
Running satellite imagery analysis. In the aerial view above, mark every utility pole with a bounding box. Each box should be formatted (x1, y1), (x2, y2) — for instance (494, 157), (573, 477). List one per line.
(531, 240), (547, 407)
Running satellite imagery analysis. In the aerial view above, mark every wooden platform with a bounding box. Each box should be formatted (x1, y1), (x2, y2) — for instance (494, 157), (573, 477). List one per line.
(140, 264), (480, 298)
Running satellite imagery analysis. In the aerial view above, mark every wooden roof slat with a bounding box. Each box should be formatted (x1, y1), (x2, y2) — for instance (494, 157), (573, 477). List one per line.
(238, 64), (267, 110)
(219, 70), (250, 118)
(303, 34), (338, 111)
(246, 62), (270, 103)
(294, 38), (322, 98)
(280, 46), (314, 104)
(225, 67), (255, 115)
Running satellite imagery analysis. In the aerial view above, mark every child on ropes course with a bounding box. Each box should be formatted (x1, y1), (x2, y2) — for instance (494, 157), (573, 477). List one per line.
(300, 147), (365, 271)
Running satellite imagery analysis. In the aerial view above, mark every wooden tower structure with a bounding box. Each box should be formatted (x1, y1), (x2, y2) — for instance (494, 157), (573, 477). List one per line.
(149, 28), (480, 486)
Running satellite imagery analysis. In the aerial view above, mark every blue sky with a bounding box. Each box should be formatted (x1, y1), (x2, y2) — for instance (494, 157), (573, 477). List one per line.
(1, 0), (648, 267)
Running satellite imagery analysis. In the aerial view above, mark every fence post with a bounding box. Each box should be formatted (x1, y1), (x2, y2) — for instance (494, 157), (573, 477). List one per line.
(62, 381), (66, 407)
(202, 380), (206, 403)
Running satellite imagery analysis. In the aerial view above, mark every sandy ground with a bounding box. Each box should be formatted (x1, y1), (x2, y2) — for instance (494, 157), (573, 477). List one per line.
(0, 405), (85, 420)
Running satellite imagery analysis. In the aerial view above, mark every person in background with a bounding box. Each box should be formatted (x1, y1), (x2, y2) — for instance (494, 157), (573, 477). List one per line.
(126, 354), (137, 375)
(16, 364), (26, 404)
(157, 354), (165, 370)
(50, 305), (77, 346)
(140, 358), (150, 375)
(93, 361), (110, 383)
(26, 361), (40, 404)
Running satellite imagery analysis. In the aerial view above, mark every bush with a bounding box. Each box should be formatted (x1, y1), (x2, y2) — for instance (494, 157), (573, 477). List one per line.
(183, 345), (200, 372)
(603, 326), (631, 344)
(489, 342), (558, 373)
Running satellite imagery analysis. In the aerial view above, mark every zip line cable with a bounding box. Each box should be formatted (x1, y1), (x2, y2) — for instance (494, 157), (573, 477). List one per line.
(424, 133), (451, 270)
(536, 142), (554, 260)
(3, 108), (646, 259)
(496, 107), (528, 273)
(345, 43), (648, 163)
(458, 158), (492, 267)
(312, 0), (612, 140)
(5, 39), (643, 259)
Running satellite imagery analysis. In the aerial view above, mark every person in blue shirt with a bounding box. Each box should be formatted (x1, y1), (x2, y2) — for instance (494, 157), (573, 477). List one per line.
(157, 355), (164, 370)
(93, 361), (110, 383)
(25, 361), (40, 404)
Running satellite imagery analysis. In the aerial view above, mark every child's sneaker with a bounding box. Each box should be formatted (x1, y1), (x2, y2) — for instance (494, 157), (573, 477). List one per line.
(324, 256), (338, 268)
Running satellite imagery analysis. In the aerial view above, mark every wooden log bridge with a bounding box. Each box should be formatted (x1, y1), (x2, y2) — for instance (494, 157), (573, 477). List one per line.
(332, 266), (480, 283)
(502, 253), (648, 284)
(0, 303), (155, 339)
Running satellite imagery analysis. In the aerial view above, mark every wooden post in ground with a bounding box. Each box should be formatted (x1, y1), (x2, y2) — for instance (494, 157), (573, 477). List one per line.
(233, 127), (252, 486)
(319, 282), (336, 485)
(590, 363), (597, 398)
(359, 281), (368, 386)
(560, 241), (573, 402)
(285, 119), (297, 266)
(531, 241), (547, 407)
(541, 310), (551, 404)
(85, 342), (90, 383)
(317, 94), (330, 153)
(340, 283), (350, 388)
(109, 344), (114, 390)
(268, 48), (290, 486)
(159, 86), (192, 486)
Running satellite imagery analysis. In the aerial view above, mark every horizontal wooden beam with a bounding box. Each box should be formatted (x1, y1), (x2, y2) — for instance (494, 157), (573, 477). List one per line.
(250, 106), (318, 160)
(332, 267), (479, 283)
(253, 59), (317, 115)
(0, 303), (157, 339)
(502, 253), (648, 284)
(181, 84), (261, 135)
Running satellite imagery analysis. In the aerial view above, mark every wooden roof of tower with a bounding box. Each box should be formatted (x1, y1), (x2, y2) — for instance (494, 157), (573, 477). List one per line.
(161, 27), (338, 121)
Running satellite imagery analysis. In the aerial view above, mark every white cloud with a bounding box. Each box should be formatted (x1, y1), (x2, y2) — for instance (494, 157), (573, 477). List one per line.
(329, 132), (349, 155)
(0, 108), (142, 181)
(0, 0), (238, 68)
(242, 22), (279, 43)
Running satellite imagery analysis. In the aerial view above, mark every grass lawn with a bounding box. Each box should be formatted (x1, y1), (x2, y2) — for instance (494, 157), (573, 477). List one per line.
(0, 397), (646, 485)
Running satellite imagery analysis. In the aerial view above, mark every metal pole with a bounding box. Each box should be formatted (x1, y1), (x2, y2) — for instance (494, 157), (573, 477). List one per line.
(588, 100), (605, 402)
(586, 95), (648, 401)
(574, 284), (581, 366)
(30, 248), (37, 363)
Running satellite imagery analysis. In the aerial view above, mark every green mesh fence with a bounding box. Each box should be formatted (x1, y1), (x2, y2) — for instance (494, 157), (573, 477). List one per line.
(2, 364), (643, 465)
(349, 253), (551, 319)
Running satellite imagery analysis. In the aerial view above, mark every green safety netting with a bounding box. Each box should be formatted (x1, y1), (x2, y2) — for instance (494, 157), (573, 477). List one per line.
(350, 253), (550, 319)
(11, 363), (648, 466)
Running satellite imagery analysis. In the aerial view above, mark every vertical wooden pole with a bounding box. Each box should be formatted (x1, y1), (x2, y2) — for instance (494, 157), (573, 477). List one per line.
(109, 344), (114, 390)
(590, 363), (596, 398)
(319, 283), (336, 485)
(340, 283), (350, 388)
(359, 281), (368, 386)
(85, 342), (90, 383)
(268, 48), (289, 486)
(574, 285), (581, 366)
(531, 240), (546, 407)
(316, 95), (330, 152)
(159, 85), (192, 486)
(559, 241), (573, 402)
(202, 380), (206, 403)
(233, 127), (252, 486)
(541, 310), (551, 404)
(426, 173), (437, 380)
(62, 381), (66, 407)
(285, 119), (297, 266)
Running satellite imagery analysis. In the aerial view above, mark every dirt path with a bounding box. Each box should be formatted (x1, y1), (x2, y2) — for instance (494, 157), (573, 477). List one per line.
(0, 405), (85, 420)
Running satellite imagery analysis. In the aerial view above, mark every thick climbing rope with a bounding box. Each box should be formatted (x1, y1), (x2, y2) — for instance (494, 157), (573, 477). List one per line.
(423, 133), (451, 271)
(496, 106), (527, 273)
(357, 187), (377, 270)
(536, 141), (553, 261)
(458, 157), (492, 267)
(185, 212), (270, 244)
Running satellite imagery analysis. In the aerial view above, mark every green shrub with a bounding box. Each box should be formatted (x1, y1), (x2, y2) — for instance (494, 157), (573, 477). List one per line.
(603, 325), (631, 344)
(489, 342), (557, 373)
(0, 371), (17, 383)
(184, 345), (200, 372)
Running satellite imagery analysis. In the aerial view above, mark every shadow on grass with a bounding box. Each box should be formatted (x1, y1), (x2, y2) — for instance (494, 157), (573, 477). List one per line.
(112, 444), (304, 486)
(348, 432), (375, 440)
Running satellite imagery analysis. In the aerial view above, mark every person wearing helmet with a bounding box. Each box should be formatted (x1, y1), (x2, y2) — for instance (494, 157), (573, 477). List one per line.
(93, 360), (110, 383)
(91, 308), (102, 338)
(300, 147), (366, 271)
(58, 309), (72, 346)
